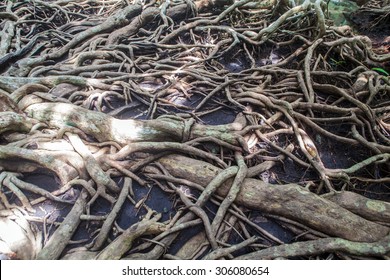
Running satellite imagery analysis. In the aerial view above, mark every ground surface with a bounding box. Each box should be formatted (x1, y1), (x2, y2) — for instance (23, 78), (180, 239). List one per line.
(0, 0), (389, 260)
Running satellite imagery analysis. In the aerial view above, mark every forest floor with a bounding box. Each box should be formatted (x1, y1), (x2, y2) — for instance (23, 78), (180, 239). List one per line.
(0, 0), (389, 260)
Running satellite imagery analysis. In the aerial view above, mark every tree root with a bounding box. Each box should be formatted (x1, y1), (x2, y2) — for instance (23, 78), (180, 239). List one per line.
(236, 233), (390, 260)
(158, 154), (389, 242)
(36, 189), (88, 260)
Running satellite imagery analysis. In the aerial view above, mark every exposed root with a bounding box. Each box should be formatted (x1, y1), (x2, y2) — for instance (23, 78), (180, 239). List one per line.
(0, 0), (389, 260)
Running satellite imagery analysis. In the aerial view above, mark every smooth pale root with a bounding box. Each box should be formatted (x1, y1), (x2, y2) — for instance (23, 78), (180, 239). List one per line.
(24, 102), (242, 145)
(24, 102), (179, 144)
(158, 154), (390, 242)
(0, 209), (41, 259)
